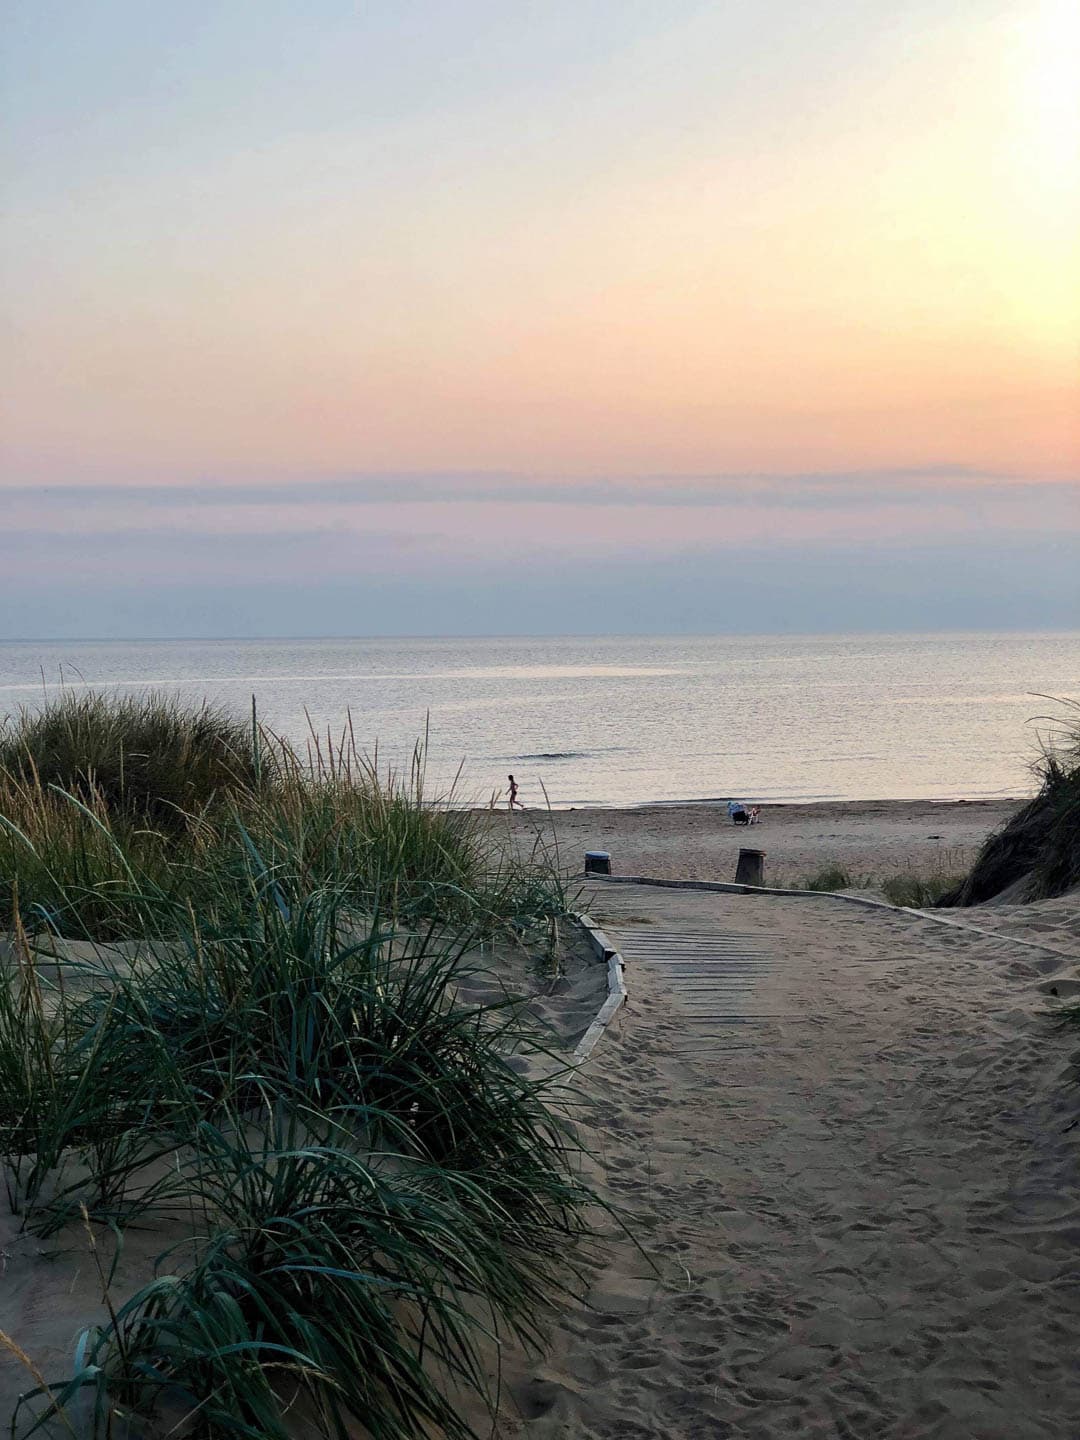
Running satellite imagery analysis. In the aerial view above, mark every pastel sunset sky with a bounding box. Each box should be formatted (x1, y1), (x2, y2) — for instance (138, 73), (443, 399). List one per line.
(2, 0), (1077, 636)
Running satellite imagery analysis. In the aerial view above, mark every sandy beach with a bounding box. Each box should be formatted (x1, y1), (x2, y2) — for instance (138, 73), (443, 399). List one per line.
(498, 797), (1022, 892)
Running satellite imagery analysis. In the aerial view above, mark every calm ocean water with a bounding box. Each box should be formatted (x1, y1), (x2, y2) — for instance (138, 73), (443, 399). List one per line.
(0, 633), (1077, 807)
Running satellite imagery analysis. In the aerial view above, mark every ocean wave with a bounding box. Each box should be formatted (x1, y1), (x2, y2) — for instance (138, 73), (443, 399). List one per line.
(514, 751), (589, 760)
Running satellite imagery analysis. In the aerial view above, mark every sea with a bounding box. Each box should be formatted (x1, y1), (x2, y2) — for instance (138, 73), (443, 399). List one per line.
(0, 632), (1077, 809)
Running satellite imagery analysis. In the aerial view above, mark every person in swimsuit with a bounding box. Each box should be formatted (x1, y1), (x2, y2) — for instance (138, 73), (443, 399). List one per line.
(507, 774), (521, 809)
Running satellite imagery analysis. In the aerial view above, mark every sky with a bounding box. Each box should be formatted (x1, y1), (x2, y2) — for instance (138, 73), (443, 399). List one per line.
(1, 0), (1077, 638)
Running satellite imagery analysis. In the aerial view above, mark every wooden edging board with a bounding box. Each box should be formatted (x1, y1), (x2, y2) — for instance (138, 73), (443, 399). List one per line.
(568, 911), (628, 1066)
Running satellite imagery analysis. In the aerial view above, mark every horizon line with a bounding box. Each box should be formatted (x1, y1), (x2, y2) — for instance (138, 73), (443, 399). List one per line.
(3, 624), (1080, 646)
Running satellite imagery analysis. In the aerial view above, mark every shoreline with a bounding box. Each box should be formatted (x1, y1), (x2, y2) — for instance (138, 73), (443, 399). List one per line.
(581, 794), (1025, 812)
(475, 794), (1028, 814)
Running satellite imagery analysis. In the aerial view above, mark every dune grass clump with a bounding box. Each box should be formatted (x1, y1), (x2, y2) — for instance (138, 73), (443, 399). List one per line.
(243, 744), (491, 925)
(61, 1136), (565, 1440)
(3, 866), (593, 1437)
(940, 703), (1080, 906)
(803, 864), (857, 893)
(881, 870), (965, 908)
(0, 690), (256, 938)
(0, 690), (261, 833)
(0, 691), (568, 940)
(798, 864), (963, 906)
(0, 775), (216, 939)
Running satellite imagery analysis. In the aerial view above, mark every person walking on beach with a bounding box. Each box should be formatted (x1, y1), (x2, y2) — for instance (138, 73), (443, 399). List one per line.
(507, 774), (522, 810)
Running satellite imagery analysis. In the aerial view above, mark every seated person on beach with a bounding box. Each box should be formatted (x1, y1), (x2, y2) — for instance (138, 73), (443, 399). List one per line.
(728, 800), (760, 825)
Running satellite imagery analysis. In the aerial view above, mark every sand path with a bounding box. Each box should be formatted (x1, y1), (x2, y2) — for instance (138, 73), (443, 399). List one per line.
(501, 885), (1080, 1439)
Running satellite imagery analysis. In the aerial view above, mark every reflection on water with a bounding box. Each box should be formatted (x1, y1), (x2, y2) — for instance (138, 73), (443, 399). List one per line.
(0, 632), (1077, 807)
(0, 663), (677, 691)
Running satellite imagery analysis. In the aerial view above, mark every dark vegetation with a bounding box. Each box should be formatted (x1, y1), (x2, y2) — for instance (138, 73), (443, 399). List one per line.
(0, 691), (590, 1438)
(939, 702), (1080, 906)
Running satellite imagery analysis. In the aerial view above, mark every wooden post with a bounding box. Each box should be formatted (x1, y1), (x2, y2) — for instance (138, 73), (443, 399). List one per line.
(735, 848), (765, 887)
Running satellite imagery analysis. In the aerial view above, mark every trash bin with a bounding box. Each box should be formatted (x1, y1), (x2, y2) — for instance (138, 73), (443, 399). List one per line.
(734, 848), (765, 886)
(584, 851), (611, 875)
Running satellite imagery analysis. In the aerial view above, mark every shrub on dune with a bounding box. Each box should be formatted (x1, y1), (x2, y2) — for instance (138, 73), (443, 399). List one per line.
(940, 704), (1080, 906)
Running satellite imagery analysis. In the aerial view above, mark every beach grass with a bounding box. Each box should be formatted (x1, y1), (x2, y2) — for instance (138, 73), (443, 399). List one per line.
(0, 692), (569, 941)
(0, 693), (591, 1438)
(802, 864), (862, 893)
(0, 690), (261, 833)
(799, 861), (965, 906)
(881, 870), (965, 908)
(940, 700), (1080, 906)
